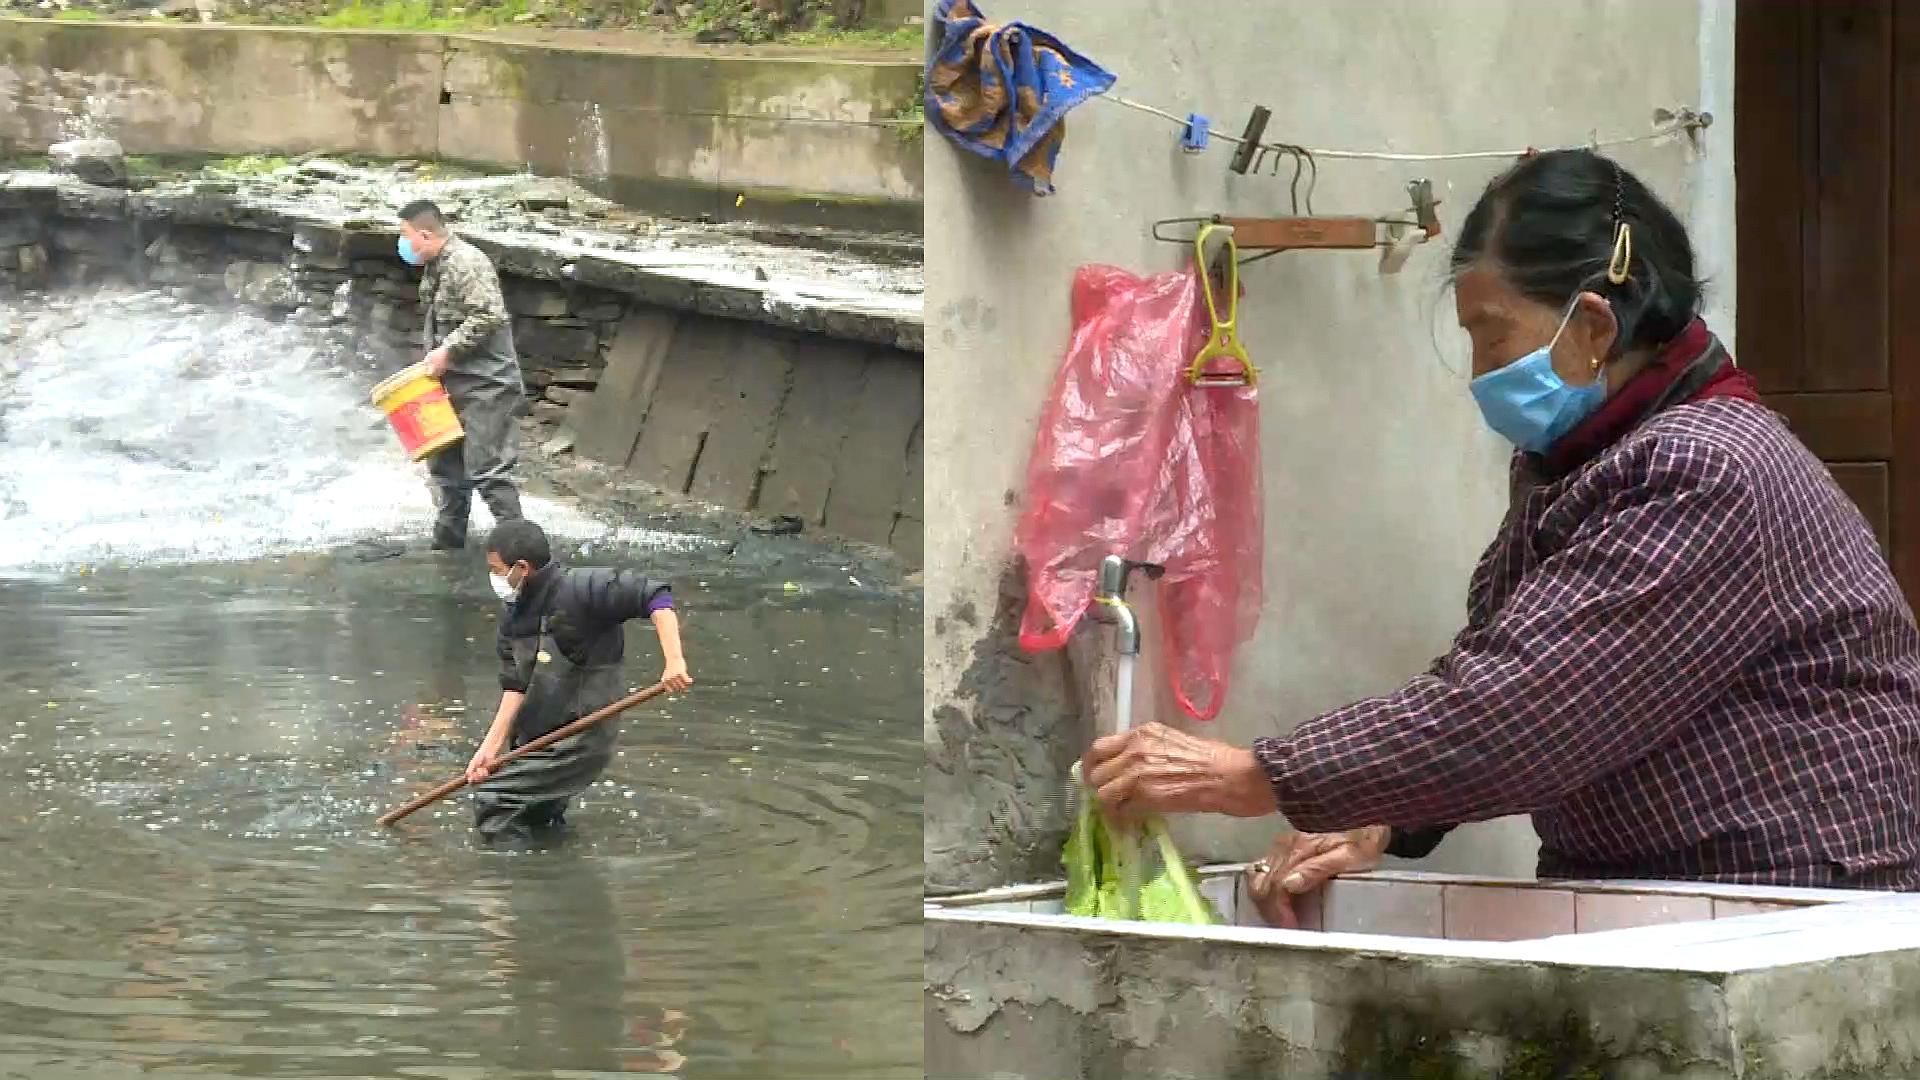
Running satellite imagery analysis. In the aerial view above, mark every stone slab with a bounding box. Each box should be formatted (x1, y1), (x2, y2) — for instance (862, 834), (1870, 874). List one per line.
(503, 278), (570, 317)
(572, 307), (679, 468)
(626, 316), (739, 494)
(47, 220), (130, 254)
(822, 351), (920, 547)
(223, 226), (296, 261)
(573, 297), (625, 322)
(291, 224), (351, 267)
(685, 330), (793, 510)
(0, 216), (41, 248)
(514, 318), (599, 362)
(758, 337), (867, 524)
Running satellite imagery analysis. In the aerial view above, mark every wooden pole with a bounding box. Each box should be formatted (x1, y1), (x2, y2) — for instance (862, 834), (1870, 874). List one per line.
(376, 681), (671, 828)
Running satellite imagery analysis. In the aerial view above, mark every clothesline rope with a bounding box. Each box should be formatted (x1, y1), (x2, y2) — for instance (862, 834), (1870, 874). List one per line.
(1100, 94), (1705, 163)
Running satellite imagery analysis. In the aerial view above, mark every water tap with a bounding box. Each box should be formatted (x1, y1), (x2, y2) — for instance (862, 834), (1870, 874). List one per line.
(1090, 555), (1163, 657)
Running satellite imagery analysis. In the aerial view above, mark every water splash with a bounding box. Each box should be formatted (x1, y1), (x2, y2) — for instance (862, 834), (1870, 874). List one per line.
(56, 90), (123, 143)
(568, 102), (612, 186)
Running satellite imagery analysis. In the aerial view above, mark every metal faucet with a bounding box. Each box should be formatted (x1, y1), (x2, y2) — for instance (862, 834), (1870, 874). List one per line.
(1090, 555), (1162, 656)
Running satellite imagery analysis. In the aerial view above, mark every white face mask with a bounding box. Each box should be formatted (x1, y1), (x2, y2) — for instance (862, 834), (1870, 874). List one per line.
(490, 573), (517, 603)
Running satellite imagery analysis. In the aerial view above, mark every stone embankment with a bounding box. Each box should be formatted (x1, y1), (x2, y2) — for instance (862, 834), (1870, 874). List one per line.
(0, 156), (923, 562)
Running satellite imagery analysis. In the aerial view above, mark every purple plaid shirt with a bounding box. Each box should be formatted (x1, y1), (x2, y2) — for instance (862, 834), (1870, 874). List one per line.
(1254, 398), (1920, 888)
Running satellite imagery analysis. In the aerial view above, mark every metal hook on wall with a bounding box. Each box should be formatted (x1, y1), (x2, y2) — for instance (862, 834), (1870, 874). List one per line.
(1223, 105), (1319, 215)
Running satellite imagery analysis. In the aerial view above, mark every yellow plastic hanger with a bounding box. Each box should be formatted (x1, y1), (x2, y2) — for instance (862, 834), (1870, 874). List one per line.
(1185, 222), (1258, 387)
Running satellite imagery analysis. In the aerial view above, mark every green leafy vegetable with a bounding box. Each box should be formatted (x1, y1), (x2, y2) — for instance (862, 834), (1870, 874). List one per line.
(1062, 765), (1219, 925)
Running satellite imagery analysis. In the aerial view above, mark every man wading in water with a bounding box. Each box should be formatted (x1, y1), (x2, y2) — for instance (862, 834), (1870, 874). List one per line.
(397, 199), (527, 550)
(467, 519), (693, 842)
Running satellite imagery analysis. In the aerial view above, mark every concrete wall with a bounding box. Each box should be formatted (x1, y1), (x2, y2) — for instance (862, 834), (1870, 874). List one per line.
(0, 20), (922, 229)
(924, 0), (1736, 893)
(570, 307), (924, 560)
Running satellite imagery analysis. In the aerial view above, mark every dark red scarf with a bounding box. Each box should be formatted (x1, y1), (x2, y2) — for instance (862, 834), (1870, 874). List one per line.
(1544, 318), (1761, 474)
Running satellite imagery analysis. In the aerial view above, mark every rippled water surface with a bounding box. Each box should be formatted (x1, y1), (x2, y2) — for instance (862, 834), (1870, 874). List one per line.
(0, 292), (922, 1078)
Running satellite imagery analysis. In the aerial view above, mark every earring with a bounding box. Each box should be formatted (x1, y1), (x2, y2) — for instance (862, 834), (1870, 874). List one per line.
(1589, 356), (1603, 372)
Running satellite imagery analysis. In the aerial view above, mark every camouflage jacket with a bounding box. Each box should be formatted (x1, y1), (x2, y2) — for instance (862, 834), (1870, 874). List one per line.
(419, 235), (511, 359)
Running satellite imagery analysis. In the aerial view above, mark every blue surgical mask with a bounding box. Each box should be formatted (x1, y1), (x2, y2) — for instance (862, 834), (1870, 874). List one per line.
(398, 234), (423, 267)
(1469, 300), (1605, 453)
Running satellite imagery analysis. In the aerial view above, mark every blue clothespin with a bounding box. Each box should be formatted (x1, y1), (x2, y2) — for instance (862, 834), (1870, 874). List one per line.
(1181, 113), (1210, 153)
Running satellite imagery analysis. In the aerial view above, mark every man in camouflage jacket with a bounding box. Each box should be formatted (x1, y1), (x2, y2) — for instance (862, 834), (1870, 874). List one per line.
(397, 199), (527, 550)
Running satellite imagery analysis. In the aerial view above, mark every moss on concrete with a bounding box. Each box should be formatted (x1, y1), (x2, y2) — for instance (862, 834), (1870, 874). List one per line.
(1333, 992), (1722, 1079)
(189, 0), (918, 50)
(718, 53), (920, 125)
(684, 0), (915, 47)
(309, 0), (532, 31)
(205, 153), (293, 175)
(892, 69), (923, 146)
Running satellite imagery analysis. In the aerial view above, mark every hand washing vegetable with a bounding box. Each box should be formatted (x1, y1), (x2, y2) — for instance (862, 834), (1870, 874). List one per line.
(1063, 763), (1219, 925)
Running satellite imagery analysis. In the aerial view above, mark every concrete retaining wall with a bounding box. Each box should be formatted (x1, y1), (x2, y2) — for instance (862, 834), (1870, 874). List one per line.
(570, 307), (923, 559)
(0, 19), (922, 231)
(0, 183), (921, 562)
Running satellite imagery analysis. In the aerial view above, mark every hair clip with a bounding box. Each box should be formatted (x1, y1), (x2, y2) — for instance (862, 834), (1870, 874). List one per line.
(1607, 222), (1632, 285)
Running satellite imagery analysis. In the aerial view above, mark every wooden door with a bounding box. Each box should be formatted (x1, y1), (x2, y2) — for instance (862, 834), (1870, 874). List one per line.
(1737, 0), (1901, 576)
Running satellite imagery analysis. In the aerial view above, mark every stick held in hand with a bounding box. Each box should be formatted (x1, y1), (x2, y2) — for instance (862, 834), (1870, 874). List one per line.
(377, 681), (671, 828)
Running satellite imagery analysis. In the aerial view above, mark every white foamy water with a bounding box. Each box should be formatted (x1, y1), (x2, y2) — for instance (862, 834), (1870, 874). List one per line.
(0, 290), (701, 571)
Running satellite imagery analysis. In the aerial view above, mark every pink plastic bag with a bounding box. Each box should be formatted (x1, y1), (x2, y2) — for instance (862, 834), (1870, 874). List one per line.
(1015, 262), (1263, 722)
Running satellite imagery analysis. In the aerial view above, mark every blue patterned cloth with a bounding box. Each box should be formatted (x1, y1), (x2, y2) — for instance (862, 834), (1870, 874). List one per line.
(926, 0), (1116, 195)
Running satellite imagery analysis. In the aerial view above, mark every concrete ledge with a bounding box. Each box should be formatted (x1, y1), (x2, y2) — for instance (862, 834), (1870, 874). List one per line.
(0, 171), (921, 349)
(927, 869), (1920, 1077)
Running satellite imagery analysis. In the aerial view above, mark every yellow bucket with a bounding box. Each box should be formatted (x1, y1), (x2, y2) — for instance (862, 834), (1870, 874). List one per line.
(370, 362), (464, 462)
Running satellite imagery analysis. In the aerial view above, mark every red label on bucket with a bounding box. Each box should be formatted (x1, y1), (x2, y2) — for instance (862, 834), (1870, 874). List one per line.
(387, 387), (456, 456)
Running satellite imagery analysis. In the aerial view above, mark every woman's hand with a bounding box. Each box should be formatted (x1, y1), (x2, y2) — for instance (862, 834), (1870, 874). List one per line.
(1244, 826), (1391, 929)
(660, 659), (693, 693)
(1081, 722), (1277, 820)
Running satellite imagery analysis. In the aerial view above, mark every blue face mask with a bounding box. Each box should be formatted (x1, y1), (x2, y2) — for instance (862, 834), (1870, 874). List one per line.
(1469, 300), (1605, 454)
(397, 234), (424, 267)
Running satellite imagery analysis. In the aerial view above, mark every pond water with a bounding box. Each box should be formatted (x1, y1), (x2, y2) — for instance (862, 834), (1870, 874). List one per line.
(0, 291), (922, 1078)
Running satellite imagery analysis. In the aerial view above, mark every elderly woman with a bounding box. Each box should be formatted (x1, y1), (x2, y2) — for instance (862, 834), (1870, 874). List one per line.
(1083, 149), (1920, 925)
